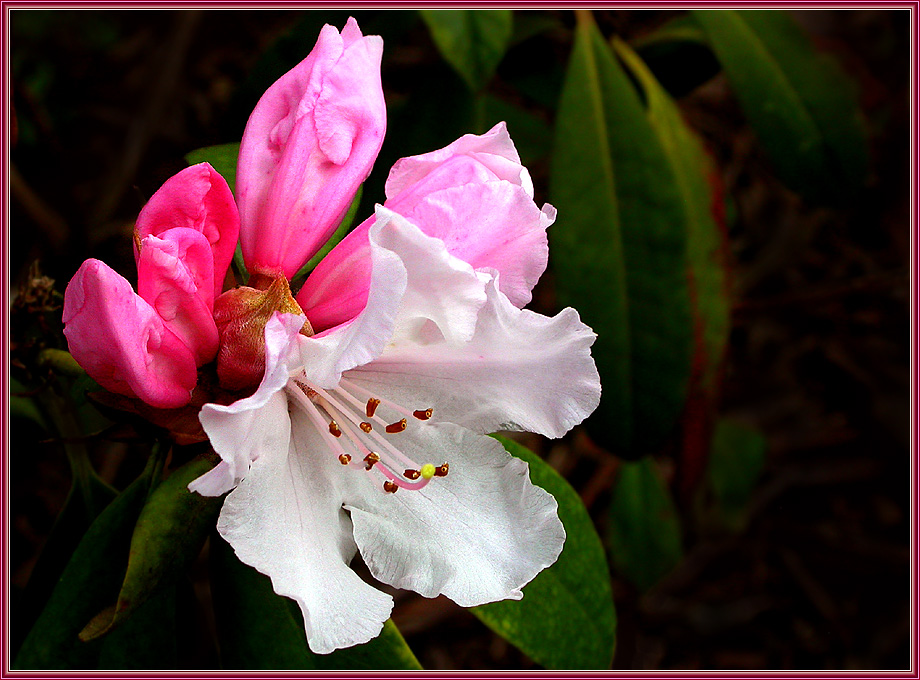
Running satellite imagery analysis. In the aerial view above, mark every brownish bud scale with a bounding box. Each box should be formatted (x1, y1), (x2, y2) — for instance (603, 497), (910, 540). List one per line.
(213, 276), (312, 391)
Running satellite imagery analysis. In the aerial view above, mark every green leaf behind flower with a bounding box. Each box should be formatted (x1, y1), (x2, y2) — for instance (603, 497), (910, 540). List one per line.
(420, 10), (513, 92)
(15, 463), (175, 669)
(79, 454), (223, 642)
(609, 457), (683, 592)
(472, 436), (616, 669)
(550, 11), (694, 457)
(692, 10), (869, 202)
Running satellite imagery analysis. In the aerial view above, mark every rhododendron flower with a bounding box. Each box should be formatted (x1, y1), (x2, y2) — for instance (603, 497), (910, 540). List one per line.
(190, 124), (602, 653)
(62, 163), (238, 408)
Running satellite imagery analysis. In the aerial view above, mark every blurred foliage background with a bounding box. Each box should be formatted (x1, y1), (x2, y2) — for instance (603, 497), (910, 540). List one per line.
(10, 9), (910, 669)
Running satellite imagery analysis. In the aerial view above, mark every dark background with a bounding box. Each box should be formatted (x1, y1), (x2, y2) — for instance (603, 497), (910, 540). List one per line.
(10, 9), (911, 669)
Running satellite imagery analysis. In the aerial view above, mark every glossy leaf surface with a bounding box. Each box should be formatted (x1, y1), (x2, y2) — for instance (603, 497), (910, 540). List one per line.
(420, 10), (513, 91)
(693, 10), (869, 202)
(550, 11), (693, 456)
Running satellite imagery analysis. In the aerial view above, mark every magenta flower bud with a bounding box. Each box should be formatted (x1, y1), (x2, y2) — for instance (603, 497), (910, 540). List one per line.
(236, 17), (386, 280)
(63, 259), (198, 409)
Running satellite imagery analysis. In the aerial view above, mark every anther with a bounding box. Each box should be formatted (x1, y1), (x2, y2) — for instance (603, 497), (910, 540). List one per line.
(385, 419), (407, 434)
(383, 481), (398, 493)
(364, 452), (380, 470)
(360, 422), (373, 433)
(329, 421), (342, 438)
(435, 463), (449, 477)
(338, 454), (352, 466)
(404, 469), (421, 480)
(366, 398), (380, 418)
(413, 408), (433, 421)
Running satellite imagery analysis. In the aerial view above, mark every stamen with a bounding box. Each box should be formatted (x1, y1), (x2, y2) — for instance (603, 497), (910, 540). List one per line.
(366, 398), (380, 418)
(386, 419), (407, 434)
(291, 376), (449, 495)
(340, 378), (432, 423)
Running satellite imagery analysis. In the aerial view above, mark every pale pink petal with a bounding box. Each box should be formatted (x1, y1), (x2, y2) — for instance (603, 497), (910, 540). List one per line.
(237, 19), (385, 279)
(343, 421), (564, 606)
(136, 227), (218, 365)
(388, 180), (552, 307)
(62, 259), (197, 409)
(347, 274), (601, 439)
(385, 122), (533, 198)
(135, 163), (239, 300)
(216, 407), (393, 654)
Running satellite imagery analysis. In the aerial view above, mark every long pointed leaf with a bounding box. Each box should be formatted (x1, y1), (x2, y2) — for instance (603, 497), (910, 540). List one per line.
(693, 10), (869, 202)
(550, 11), (693, 456)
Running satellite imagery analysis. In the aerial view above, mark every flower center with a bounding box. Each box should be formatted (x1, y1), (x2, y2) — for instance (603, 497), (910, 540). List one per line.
(287, 375), (448, 494)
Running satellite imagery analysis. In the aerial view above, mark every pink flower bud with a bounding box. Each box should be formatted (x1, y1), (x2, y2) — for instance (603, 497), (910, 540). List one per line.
(236, 17), (386, 280)
(63, 259), (198, 409)
(136, 227), (219, 365)
(135, 162), (240, 301)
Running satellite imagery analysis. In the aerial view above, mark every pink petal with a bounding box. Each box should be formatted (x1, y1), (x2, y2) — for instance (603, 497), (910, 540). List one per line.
(135, 162), (239, 300)
(237, 18), (385, 280)
(136, 227), (219, 365)
(385, 122), (532, 198)
(62, 259), (198, 409)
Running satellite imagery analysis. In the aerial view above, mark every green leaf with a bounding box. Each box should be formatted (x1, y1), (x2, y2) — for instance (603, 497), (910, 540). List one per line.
(80, 454), (223, 641)
(15, 472), (150, 668)
(10, 377), (46, 429)
(550, 11), (694, 457)
(290, 185), (364, 291)
(210, 534), (421, 670)
(692, 10), (869, 202)
(708, 419), (766, 530)
(185, 142), (240, 193)
(420, 10), (513, 92)
(609, 458), (683, 592)
(613, 38), (730, 390)
(473, 436), (616, 669)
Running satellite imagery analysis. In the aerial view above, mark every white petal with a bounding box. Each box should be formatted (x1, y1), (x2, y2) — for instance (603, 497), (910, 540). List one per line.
(373, 206), (487, 346)
(191, 313), (304, 496)
(296, 215), (408, 388)
(344, 422), (564, 606)
(218, 407), (393, 654)
(349, 275), (601, 439)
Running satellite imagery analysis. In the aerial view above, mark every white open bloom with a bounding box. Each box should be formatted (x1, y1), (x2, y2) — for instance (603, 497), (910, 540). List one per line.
(190, 207), (601, 654)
